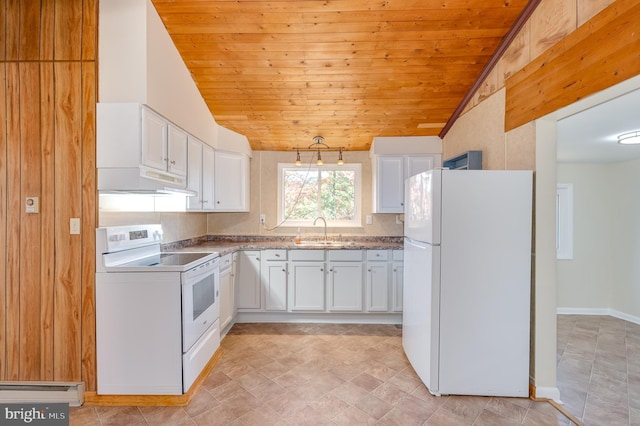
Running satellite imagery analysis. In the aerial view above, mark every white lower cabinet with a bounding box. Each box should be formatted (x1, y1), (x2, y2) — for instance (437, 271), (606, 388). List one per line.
(327, 250), (364, 312)
(366, 263), (389, 312)
(219, 254), (234, 330)
(261, 250), (288, 311)
(392, 250), (404, 312)
(366, 250), (390, 312)
(237, 251), (261, 309)
(289, 249), (325, 311)
(236, 248), (402, 316)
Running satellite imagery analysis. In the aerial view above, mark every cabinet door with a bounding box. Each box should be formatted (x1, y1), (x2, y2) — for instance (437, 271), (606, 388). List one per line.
(237, 251), (261, 310)
(186, 138), (203, 210)
(290, 262), (325, 311)
(262, 261), (288, 311)
(214, 151), (249, 211)
(366, 262), (389, 312)
(141, 108), (167, 171)
(392, 261), (403, 312)
(328, 262), (364, 311)
(219, 267), (233, 330)
(201, 144), (215, 211)
(374, 156), (404, 213)
(405, 155), (435, 180)
(167, 125), (188, 177)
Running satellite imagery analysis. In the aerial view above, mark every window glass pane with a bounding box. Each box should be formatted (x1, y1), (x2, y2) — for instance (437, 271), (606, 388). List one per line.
(279, 164), (361, 227)
(320, 170), (356, 220)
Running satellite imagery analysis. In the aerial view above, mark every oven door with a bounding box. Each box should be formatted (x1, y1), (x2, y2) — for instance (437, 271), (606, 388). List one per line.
(182, 258), (219, 352)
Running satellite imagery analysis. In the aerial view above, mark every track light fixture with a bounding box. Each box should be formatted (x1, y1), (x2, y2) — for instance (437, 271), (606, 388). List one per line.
(293, 136), (346, 166)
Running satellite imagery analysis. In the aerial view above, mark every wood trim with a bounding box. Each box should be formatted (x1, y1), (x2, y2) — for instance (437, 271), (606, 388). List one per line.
(0, 63), (6, 380)
(53, 61), (83, 381)
(80, 60), (97, 391)
(40, 63), (56, 381)
(83, 348), (224, 407)
(438, 0), (543, 138)
(5, 63), (21, 381)
(18, 62), (41, 380)
(505, 0), (640, 131)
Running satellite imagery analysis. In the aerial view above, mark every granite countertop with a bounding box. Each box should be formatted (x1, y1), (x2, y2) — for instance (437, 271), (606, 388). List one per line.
(165, 237), (403, 257)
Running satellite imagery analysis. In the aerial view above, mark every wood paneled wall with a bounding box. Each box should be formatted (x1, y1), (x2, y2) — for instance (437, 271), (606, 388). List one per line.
(505, 0), (640, 131)
(0, 0), (97, 390)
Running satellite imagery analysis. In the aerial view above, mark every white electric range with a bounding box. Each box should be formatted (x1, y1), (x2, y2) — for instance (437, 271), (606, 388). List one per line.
(95, 224), (220, 395)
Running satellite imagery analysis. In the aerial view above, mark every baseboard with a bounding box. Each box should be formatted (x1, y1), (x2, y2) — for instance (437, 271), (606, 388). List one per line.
(531, 385), (561, 402)
(0, 382), (85, 407)
(84, 347), (223, 407)
(556, 307), (640, 325)
(235, 312), (402, 324)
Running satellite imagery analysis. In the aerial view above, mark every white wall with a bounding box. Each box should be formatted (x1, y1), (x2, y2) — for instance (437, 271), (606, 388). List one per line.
(557, 158), (640, 320)
(99, 0), (219, 147)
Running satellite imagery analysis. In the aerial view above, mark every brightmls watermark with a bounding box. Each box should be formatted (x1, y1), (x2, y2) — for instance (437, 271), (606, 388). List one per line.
(0, 404), (68, 426)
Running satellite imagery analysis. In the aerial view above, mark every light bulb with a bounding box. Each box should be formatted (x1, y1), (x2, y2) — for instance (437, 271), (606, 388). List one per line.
(295, 150), (302, 166)
(316, 151), (323, 166)
(337, 150), (344, 165)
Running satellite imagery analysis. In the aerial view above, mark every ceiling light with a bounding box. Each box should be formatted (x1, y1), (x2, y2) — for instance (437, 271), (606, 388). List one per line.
(293, 136), (345, 166)
(618, 131), (640, 145)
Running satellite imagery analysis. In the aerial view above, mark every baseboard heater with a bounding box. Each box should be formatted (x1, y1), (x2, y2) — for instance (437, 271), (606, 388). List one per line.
(0, 382), (85, 407)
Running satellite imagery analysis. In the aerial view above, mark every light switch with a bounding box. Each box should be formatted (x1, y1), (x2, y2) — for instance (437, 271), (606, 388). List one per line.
(366, 215), (373, 225)
(25, 197), (39, 213)
(70, 218), (81, 235)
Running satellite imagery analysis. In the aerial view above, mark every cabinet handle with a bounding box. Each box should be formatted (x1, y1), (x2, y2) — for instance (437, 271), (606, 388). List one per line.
(256, 257), (260, 261)
(282, 268), (286, 272)
(368, 269), (372, 272)
(321, 268), (324, 272)
(275, 253), (280, 257)
(217, 201), (221, 204)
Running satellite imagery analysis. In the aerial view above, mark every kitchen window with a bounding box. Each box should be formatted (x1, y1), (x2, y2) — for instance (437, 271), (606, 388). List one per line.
(277, 163), (361, 227)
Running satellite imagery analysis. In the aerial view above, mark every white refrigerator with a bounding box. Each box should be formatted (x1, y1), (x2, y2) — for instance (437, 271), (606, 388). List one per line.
(402, 169), (532, 397)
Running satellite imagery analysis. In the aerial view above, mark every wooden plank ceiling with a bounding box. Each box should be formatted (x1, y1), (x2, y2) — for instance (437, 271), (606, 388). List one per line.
(151, 0), (531, 151)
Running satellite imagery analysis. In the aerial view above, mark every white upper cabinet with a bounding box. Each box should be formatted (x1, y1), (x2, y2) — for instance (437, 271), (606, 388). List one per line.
(140, 107), (187, 181)
(167, 125), (188, 177)
(187, 137), (215, 211)
(372, 154), (440, 213)
(214, 151), (250, 212)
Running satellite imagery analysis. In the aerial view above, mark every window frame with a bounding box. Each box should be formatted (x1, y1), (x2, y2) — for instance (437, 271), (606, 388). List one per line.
(277, 163), (362, 228)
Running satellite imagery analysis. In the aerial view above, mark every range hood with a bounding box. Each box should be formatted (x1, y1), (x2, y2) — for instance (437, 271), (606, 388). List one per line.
(98, 167), (195, 196)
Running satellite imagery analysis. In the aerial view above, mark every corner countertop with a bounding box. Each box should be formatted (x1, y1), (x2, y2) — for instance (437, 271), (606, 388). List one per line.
(164, 237), (404, 257)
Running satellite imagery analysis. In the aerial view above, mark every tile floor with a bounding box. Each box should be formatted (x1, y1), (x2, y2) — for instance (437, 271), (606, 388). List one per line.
(71, 322), (579, 426)
(556, 314), (640, 426)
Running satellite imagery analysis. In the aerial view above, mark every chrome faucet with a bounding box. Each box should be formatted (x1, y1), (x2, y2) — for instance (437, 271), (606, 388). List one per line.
(313, 216), (328, 244)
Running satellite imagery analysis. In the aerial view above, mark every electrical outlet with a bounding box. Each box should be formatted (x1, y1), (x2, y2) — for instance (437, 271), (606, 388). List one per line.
(259, 214), (266, 224)
(366, 215), (373, 225)
(70, 218), (81, 235)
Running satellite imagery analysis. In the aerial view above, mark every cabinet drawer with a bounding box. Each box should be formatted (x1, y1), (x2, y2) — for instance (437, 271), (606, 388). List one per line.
(327, 250), (363, 261)
(392, 250), (404, 261)
(289, 250), (325, 261)
(220, 253), (233, 270)
(367, 250), (389, 261)
(262, 249), (287, 261)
